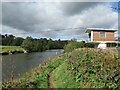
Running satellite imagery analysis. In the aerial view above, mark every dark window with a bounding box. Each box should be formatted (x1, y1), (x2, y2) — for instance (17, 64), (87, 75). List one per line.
(100, 31), (105, 38)
(89, 33), (91, 38)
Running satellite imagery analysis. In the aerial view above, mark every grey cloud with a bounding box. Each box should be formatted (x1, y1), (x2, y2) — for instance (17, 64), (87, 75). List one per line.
(1, 2), (118, 40)
(60, 2), (103, 16)
(2, 2), (47, 31)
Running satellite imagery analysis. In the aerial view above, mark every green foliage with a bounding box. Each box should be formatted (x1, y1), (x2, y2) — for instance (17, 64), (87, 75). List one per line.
(107, 43), (120, 47)
(2, 54), (68, 88)
(66, 48), (120, 88)
(12, 37), (24, 46)
(21, 37), (34, 52)
(2, 34), (15, 46)
(111, 7), (120, 10)
(47, 39), (68, 50)
(52, 63), (80, 88)
(22, 74), (48, 88)
(21, 37), (67, 52)
(1, 34), (68, 52)
(64, 41), (84, 52)
(0, 46), (24, 53)
(84, 42), (99, 48)
(2, 48), (119, 89)
(52, 48), (120, 88)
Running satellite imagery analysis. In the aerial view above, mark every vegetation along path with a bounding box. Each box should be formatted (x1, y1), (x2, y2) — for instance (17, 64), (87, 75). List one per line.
(2, 48), (120, 89)
(49, 72), (55, 88)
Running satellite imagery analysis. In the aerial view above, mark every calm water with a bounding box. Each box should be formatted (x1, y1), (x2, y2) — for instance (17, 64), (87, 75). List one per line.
(2, 49), (62, 81)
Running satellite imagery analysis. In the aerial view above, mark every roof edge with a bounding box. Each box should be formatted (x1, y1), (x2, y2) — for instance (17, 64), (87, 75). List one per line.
(85, 28), (118, 33)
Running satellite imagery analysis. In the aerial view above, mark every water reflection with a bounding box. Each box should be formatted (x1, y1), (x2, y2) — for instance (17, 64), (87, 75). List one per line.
(2, 49), (62, 81)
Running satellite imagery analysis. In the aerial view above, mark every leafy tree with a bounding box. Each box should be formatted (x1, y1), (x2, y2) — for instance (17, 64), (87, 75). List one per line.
(21, 37), (34, 52)
(1, 33), (68, 52)
(12, 37), (24, 46)
(0, 34), (2, 45)
(111, 7), (120, 10)
(2, 34), (15, 45)
(64, 41), (84, 52)
(71, 38), (77, 41)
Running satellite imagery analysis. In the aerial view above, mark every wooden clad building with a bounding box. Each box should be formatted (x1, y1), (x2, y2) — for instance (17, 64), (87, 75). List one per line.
(85, 28), (117, 42)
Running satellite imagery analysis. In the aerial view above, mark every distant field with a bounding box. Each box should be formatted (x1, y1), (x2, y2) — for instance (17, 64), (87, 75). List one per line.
(0, 46), (24, 53)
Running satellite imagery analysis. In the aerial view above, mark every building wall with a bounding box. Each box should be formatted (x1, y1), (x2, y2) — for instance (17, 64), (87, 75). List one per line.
(93, 31), (114, 41)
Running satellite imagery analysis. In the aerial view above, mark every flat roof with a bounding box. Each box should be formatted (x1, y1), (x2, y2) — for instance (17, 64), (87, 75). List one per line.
(85, 28), (118, 33)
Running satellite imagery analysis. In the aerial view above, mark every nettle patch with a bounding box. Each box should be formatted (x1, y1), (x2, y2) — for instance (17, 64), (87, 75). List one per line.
(66, 48), (120, 88)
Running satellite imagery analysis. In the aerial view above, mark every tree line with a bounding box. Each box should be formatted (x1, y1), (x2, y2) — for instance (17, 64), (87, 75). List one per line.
(0, 34), (68, 52)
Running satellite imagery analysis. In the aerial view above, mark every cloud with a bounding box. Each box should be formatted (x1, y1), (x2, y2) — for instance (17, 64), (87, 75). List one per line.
(60, 2), (103, 16)
(59, 4), (118, 39)
(1, 2), (118, 40)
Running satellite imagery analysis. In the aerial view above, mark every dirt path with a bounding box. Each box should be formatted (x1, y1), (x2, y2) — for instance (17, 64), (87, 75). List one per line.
(48, 72), (56, 88)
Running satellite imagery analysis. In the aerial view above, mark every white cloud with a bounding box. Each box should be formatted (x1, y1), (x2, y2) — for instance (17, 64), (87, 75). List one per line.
(1, 2), (118, 40)
(59, 4), (118, 40)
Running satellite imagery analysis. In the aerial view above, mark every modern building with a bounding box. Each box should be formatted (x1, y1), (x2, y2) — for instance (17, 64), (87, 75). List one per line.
(85, 28), (118, 49)
(85, 28), (117, 42)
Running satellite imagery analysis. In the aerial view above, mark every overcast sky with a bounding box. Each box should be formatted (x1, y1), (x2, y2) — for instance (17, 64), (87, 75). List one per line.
(1, 1), (119, 40)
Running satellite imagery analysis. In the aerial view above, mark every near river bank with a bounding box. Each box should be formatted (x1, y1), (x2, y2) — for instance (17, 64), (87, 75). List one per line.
(2, 48), (120, 89)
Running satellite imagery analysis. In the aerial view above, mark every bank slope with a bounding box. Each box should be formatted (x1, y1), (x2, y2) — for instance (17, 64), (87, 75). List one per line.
(2, 48), (120, 89)
(52, 48), (120, 88)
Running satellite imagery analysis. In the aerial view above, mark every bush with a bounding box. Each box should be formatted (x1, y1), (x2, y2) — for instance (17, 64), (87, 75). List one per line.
(84, 42), (99, 48)
(107, 43), (120, 47)
(64, 41), (83, 52)
(66, 48), (120, 88)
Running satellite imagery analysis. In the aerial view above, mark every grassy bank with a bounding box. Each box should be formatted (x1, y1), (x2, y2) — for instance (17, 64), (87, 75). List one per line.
(0, 46), (26, 55)
(52, 48), (120, 88)
(2, 48), (120, 89)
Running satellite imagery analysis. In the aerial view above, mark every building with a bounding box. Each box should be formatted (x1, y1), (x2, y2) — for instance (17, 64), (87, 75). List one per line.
(85, 28), (118, 49)
(85, 28), (117, 42)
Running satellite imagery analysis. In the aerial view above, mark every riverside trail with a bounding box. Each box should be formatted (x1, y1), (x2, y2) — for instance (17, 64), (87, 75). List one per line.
(49, 72), (55, 88)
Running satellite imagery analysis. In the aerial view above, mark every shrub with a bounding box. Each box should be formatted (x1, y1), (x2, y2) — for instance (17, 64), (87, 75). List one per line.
(84, 42), (99, 48)
(64, 41), (84, 52)
(66, 48), (120, 88)
(107, 43), (120, 47)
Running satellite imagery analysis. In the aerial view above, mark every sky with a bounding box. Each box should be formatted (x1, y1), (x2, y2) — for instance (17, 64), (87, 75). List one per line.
(1, 0), (119, 40)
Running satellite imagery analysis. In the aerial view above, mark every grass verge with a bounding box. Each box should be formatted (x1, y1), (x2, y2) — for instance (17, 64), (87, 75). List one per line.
(2, 53), (69, 88)
(0, 46), (25, 54)
(2, 48), (120, 89)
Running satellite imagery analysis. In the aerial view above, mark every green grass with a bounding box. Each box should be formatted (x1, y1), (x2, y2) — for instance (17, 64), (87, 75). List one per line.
(52, 63), (80, 88)
(51, 48), (120, 88)
(2, 54), (69, 88)
(0, 46), (25, 53)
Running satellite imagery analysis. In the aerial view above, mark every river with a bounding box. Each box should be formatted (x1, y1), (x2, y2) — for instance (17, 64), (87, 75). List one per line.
(1, 49), (63, 81)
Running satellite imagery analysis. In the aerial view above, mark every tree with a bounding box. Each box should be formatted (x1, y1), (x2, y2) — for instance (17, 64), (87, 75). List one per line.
(1, 33), (68, 52)
(0, 34), (2, 45)
(2, 34), (15, 45)
(33, 40), (43, 52)
(71, 38), (77, 41)
(21, 37), (34, 52)
(111, 7), (120, 10)
(12, 37), (24, 46)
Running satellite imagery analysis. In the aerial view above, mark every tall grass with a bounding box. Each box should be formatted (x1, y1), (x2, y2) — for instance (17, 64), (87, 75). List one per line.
(0, 46), (25, 53)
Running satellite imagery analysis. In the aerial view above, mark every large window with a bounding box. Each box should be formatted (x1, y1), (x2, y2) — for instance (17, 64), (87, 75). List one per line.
(100, 31), (106, 38)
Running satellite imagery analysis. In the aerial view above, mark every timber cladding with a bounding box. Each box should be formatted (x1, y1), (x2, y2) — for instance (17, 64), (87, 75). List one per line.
(93, 30), (114, 41)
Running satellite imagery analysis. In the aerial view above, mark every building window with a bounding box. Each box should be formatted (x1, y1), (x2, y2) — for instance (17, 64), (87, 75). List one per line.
(100, 31), (106, 38)
(89, 33), (91, 38)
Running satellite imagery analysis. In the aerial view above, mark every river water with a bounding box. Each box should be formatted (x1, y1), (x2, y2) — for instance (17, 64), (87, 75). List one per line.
(1, 49), (62, 81)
